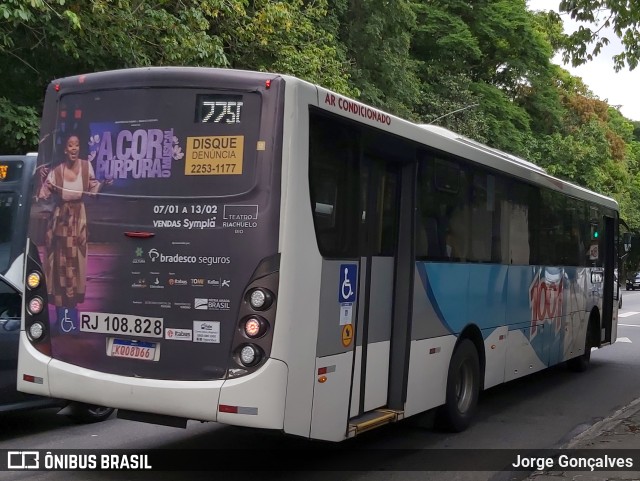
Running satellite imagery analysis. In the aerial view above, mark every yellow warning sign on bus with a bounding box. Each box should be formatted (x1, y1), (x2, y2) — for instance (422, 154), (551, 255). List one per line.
(185, 136), (244, 175)
(342, 324), (353, 348)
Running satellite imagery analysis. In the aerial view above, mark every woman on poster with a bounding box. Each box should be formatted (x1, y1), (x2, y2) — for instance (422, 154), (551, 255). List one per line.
(38, 133), (110, 328)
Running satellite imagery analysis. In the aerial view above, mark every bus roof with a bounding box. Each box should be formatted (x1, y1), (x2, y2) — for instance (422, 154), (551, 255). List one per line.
(311, 80), (618, 211)
(46, 67), (619, 212)
(415, 124), (618, 211)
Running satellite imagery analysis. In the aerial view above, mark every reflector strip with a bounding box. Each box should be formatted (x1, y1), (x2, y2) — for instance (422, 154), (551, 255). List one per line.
(23, 374), (44, 384)
(429, 347), (441, 354)
(317, 365), (336, 375)
(218, 405), (258, 415)
(219, 405), (237, 413)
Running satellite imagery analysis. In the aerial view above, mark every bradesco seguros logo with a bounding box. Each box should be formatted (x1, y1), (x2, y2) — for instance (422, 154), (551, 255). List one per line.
(147, 249), (230, 266)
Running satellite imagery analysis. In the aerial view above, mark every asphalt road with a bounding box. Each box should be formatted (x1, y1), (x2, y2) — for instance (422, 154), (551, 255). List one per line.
(2, 292), (640, 481)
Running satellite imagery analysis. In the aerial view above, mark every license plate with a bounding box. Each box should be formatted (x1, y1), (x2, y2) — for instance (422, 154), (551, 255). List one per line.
(81, 311), (163, 338)
(108, 338), (160, 361)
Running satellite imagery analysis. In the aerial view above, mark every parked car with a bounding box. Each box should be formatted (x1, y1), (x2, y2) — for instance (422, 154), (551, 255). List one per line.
(626, 272), (640, 291)
(0, 153), (113, 422)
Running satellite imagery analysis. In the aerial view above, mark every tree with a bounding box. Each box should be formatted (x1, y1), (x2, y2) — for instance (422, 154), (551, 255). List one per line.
(331, 0), (421, 119)
(229, 0), (355, 96)
(0, 0), (242, 153)
(554, 0), (640, 71)
(411, 0), (558, 155)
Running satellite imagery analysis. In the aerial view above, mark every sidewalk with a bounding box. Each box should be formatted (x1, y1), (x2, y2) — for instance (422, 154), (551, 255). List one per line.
(527, 397), (640, 480)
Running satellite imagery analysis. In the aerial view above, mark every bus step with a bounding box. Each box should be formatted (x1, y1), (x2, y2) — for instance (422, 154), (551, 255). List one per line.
(348, 409), (404, 436)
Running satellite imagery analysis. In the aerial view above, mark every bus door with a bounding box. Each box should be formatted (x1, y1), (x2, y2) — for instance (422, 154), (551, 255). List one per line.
(349, 153), (415, 420)
(601, 215), (616, 344)
(308, 115), (415, 440)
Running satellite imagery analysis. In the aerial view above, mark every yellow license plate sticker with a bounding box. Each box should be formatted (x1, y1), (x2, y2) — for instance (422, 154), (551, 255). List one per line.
(185, 136), (244, 175)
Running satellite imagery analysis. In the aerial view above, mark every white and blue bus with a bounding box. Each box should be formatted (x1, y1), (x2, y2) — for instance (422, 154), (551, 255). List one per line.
(18, 67), (619, 441)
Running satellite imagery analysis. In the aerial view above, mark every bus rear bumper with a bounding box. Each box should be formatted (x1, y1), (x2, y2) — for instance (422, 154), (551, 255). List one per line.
(18, 332), (288, 428)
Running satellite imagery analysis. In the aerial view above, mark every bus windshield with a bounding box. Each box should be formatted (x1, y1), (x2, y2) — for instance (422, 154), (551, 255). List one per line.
(0, 156), (34, 280)
(0, 193), (15, 274)
(56, 87), (262, 197)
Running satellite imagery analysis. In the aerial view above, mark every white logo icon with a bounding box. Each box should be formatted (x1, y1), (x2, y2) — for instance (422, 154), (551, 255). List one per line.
(60, 308), (75, 333)
(341, 267), (353, 300)
(194, 298), (208, 310)
(148, 249), (160, 262)
(7, 451), (40, 469)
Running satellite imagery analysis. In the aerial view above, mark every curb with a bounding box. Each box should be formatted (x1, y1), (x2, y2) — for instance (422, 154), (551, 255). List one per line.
(566, 397), (640, 448)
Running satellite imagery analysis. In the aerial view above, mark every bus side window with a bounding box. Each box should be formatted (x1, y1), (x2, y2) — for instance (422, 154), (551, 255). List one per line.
(309, 113), (360, 257)
(313, 176), (337, 230)
(507, 181), (537, 265)
(417, 156), (468, 262)
(468, 172), (506, 263)
(416, 159), (444, 260)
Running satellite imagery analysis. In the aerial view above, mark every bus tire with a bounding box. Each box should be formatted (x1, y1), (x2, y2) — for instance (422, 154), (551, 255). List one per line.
(567, 317), (594, 372)
(66, 402), (115, 424)
(438, 339), (480, 432)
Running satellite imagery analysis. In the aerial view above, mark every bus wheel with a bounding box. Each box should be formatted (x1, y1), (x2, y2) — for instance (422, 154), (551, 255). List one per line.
(66, 402), (115, 424)
(438, 339), (480, 432)
(568, 319), (594, 372)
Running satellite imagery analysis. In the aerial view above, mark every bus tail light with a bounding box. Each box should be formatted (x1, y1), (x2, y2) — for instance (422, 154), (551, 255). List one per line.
(247, 288), (273, 310)
(26, 271), (42, 289)
(227, 254), (280, 379)
(24, 250), (52, 356)
(243, 316), (268, 339)
(27, 297), (44, 315)
(28, 322), (45, 341)
(238, 344), (262, 367)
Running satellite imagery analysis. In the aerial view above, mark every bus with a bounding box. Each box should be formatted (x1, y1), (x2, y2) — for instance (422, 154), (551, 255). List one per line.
(0, 154), (36, 295)
(18, 67), (620, 441)
(0, 153), (114, 420)
(2, 154), (37, 406)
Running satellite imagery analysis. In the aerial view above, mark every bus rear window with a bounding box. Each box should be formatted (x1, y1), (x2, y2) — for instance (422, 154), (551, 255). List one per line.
(0, 193), (15, 272)
(54, 88), (262, 197)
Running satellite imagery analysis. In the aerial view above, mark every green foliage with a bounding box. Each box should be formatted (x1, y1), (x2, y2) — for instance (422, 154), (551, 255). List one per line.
(2, 0), (640, 236)
(333, 0), (421, 118)
(556, 0), (640, 71)
(231, 0), (355, 96)
(0, 98), (40, 152)
(0, 0), (240, 152)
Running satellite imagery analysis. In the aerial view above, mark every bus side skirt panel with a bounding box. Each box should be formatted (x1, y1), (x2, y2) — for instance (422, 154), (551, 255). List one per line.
(16, 331), (52, 397)
(273, 77), (323, 438)
(403, 336), (456, 418)
(310, 352), (353, 441)
(483, 325), (508, 389)
(218, 358), (288, 429)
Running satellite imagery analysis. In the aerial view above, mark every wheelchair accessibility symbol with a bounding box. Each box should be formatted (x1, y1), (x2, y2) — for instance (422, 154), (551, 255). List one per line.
(60, 308), (76, 333)
(339, 264), (357, 304)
